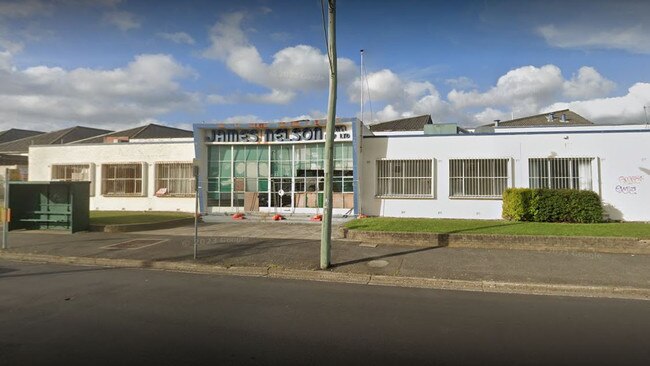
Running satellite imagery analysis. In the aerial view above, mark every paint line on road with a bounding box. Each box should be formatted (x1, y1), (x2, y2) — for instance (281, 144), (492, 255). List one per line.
(101, 239), (168, 250)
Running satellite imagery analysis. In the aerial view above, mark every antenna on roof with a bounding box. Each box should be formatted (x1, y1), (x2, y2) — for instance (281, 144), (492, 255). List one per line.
(360, 49), (364, 123)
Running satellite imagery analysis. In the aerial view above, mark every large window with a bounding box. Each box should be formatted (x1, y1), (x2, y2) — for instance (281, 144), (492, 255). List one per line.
(206, 142), (354, 210)
(207, 145), (233, 207)
(52, 164), (91, 181)
(376, 159), (433, 198)
(449, 159), (509, 198)
(101, 163), (144, 196)
(155, 162), (195, 197)
(529, 158), (593, 190)
(52, 164), (94, 196)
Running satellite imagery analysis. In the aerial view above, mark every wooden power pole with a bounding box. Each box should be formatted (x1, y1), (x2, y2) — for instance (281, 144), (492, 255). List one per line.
(321, 0), (337, 270)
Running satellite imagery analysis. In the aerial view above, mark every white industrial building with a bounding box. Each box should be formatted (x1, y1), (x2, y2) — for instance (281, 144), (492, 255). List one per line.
(28, 124), (196, 213)
(25, 111), (650, 221)
(361, 126), (649, 221)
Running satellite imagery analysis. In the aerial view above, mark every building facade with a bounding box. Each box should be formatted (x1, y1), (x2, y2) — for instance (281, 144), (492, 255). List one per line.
(361, 127), (650, 221)
(29, 139), (196, 212)
(193, 118), (363, 216)
(24, 117), (650, 222)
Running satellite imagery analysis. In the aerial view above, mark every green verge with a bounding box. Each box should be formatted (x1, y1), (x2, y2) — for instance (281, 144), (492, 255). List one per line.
(90, 211), (193, 225)
(345, 217), (650, 239)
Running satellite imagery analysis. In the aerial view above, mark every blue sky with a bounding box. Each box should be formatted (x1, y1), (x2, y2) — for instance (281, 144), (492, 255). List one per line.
(0, 0), (649, 132)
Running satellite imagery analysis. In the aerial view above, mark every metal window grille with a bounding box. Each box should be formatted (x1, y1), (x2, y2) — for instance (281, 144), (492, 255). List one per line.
(376, 159), (433, 197)
(449, 159), (509, 198)
(528, 158), (593, 190)
(51, 164), (90, 181)
(101, 163), (144, 196)
(155, 162), (195, 197)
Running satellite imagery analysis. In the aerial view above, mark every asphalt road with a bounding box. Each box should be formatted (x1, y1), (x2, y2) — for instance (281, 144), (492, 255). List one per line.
(0, 260), (648, 366)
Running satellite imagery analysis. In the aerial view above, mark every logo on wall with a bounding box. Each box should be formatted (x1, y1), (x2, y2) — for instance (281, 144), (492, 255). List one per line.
(206, 125), (352, 143)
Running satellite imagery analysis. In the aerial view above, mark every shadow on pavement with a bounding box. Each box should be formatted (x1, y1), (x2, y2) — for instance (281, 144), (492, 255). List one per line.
(331, 246), (443, 268)
(157, 238), (317, 263)
(0, 266), (114, 279)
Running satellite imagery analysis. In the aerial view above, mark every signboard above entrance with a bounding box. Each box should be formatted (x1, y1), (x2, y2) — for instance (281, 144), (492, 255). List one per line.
(206, 124), (352, 144)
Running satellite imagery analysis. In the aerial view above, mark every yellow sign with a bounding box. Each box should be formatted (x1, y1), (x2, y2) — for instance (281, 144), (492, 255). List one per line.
(0, 208), (11, 223)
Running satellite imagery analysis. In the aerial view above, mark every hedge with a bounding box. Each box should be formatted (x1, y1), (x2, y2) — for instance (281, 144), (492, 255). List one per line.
(502, 188), (603, 223)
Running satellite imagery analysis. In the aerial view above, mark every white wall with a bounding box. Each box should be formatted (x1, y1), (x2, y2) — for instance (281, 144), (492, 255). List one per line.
(361, 131), (650, 221)
(29, 141), (196, 212)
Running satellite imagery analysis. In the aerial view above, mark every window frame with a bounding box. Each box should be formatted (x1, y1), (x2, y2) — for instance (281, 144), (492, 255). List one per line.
(448, 158), (511, 199)
(51, 163), (95, 196)
(528, 157), (595, 191)
(101, 162), (146, 197)
(375, 159), (435, 198)
(154, 161), (195, 197)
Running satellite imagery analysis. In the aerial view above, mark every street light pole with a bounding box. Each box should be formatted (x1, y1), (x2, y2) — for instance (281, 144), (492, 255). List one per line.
(320, 0), (337, 270)
(193, 161), (199, 260)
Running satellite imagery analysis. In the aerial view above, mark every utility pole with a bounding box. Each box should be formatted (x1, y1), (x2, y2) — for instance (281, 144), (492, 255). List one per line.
(644, 106), (648, 126)
(320, 0), (337, 270)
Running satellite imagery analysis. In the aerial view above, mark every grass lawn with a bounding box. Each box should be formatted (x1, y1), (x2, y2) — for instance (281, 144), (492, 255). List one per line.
(345, 217), (650, 239)
(90, 211), (193, 225)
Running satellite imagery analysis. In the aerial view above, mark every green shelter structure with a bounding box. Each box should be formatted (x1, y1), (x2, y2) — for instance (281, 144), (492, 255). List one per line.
(7, 181), (90, 233)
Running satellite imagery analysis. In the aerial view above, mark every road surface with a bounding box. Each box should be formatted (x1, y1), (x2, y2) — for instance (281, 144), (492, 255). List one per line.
(0, 260), (648, 365)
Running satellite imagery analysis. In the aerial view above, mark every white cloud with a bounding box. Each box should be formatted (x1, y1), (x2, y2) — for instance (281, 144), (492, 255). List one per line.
(212, 111), (327, 125)
(445, 76), (477, 90)
(217, 115), (263, 124)
(349, 63), (622, 126)
(245, 89), (296, 104)
(375, 104), (400, 122)
(447, 64), (615, 120)
(201, 11), (356, 104)
(0, 35), (23, 54)
(538, 24), (650, 54)
(473, 108), (508, 124)
(563, 66), (616, 100)
(348, 68), (462, 124)
(103, 10), (140, 31)
(0, 50), (13, 71)
(0, 54), (198, 130)
(543, 83), (650, 124)
(158, 32), (195, 45)
(448, 65), (565, 117)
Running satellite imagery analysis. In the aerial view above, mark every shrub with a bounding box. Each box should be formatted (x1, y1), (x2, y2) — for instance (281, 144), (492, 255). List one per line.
(502, 188), (533, 221)
(503, 188), (603, 223)
(566, 190), (603, 223)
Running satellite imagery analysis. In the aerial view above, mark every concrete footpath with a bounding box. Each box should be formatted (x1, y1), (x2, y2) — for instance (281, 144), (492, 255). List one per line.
(1, 222), (649, 300)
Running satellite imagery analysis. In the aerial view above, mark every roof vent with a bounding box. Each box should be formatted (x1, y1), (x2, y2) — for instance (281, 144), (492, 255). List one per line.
(546, 113), (555, 122)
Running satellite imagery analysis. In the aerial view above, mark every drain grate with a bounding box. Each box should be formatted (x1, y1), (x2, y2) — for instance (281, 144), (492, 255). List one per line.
(102, 239), (167, 250)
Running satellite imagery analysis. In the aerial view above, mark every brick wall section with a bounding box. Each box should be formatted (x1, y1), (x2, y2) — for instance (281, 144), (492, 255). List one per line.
(340, 228), (650, 255)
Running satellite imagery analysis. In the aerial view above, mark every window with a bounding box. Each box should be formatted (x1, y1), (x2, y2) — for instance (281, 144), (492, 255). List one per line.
(376, 159), (433, 198)
(51, 164), (94, 196)
(449, 159), (509, 198)
(52, 164), (91, 181)
(155, 162), (195, 197)
(101, 163), (144, 196)
(529, 158), (593, 190)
